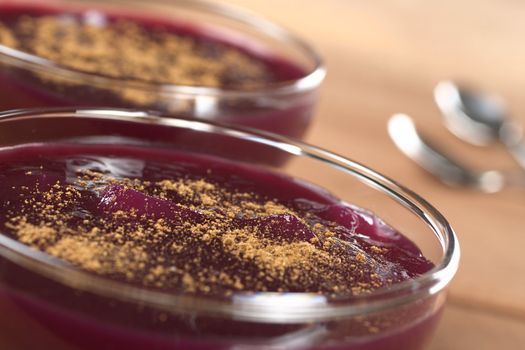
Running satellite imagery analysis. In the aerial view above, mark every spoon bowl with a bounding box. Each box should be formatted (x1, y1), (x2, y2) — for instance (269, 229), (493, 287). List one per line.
(434, 80), (525, 169)
(434, 81), (506, 145)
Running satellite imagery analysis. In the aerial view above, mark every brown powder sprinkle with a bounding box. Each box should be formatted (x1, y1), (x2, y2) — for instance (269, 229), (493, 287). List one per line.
(0, 14), (274, 91)
(2, 168), (391, 298)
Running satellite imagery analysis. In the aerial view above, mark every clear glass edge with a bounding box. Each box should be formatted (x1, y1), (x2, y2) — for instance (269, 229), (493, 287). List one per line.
(0, 107), (460, 324)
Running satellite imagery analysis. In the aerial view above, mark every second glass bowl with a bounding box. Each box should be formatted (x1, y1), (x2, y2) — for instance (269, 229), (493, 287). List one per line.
(0, 0), (325, 139)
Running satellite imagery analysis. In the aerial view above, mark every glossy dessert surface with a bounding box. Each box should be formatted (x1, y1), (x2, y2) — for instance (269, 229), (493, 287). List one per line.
(0, 143), (433, 299)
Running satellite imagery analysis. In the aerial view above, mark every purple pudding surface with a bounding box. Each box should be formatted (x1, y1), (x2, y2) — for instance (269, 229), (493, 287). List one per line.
(0, 143), (433, 297)
(0, 143), (439, 350)
(0, 4), (317, 139)
(0, 4), (304, 88)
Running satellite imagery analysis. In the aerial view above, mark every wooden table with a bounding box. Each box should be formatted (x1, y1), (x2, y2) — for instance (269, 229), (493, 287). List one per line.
(227, 1), (525, 348)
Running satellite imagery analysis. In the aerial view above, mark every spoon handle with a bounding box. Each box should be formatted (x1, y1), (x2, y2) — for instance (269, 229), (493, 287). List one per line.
(387, 113), (525, 193)
(506, 142), (525, 170)
(500, 121), (525, 171)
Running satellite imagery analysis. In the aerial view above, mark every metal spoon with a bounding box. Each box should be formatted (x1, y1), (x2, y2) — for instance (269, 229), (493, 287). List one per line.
(387, 113), (525, 193)
(434, 80), (525, 169)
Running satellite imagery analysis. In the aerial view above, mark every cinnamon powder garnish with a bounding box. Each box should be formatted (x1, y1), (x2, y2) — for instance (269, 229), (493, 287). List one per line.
(4, 168), (386, 298)
(0, 13), (276, 107)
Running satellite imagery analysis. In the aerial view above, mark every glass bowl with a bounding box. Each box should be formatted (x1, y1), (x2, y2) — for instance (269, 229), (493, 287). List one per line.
(0, 0), (325, 139)
(0, 108), (459, 350)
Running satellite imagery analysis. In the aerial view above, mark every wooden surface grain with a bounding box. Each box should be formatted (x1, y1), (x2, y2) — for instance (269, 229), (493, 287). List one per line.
(226, 0), (525, 348)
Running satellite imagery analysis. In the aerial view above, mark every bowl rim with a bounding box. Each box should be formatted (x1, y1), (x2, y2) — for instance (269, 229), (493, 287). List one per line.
(0, 107), (460, 323)
(0, 0), (326, 98)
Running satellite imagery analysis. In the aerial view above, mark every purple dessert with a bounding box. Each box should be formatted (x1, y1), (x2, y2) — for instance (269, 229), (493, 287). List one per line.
(0, 142), (440, 350)
(0, 2), (322, 139)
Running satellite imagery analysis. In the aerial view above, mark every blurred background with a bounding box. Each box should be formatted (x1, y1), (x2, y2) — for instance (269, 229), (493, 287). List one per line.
(226, 0), (525, 348)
